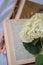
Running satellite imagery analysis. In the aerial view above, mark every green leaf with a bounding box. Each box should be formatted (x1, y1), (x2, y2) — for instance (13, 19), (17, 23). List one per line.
(40, 38), (43, 49)
(41, 38), (43, 43)
(23, 38), (42, 55)
(35, 54), (43, 65)
(32, 38), (39, 46)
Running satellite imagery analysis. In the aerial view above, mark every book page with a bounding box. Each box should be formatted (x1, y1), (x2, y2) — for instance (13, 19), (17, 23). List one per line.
(7, 20), (35, 61)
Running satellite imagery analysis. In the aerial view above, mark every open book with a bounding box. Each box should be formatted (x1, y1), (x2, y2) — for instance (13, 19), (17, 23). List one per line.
(4, 19), (35, 65)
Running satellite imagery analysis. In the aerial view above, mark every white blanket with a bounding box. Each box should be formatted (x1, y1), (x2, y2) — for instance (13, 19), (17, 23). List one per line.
(0, 0), (15, 35)
(30, 0), (43, 5)
(0, 54), (7, 65)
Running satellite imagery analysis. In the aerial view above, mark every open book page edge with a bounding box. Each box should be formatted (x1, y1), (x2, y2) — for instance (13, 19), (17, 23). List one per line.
(3, 19), (35, 65)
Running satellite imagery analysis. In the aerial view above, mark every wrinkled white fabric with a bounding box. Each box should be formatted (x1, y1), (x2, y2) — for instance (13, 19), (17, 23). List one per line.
(30, 0), (43, 5)
(0, 54), (7, 65)
(0, 0), (16, 35)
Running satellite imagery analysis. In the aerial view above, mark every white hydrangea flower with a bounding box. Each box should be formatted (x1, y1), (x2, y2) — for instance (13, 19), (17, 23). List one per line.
(20, 13), (43, 43)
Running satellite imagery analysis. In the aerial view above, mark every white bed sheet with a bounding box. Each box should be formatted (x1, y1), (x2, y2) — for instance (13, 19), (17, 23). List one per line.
(0, 0), (15, 35)
(0, 54), (7, 65)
